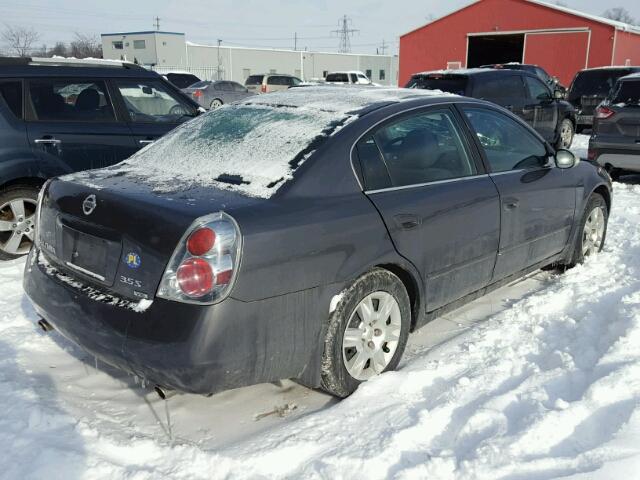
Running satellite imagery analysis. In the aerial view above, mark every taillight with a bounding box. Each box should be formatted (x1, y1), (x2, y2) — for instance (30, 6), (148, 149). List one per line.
(34, 179), (52, 249)
(588, 148), (597, 161)
(193, 89), (203, 98)
(261, 84), (267, 93)
(595, 106), (615, 119)
(157, 212), (241, 304)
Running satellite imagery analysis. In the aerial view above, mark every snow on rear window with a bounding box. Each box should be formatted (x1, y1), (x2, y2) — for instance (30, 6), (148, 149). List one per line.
(114, 103), (348, 198)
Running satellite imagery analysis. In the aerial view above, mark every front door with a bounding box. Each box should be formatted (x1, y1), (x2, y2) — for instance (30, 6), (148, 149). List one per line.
(25, 78), (137, 173)
(356, 106), (501, 312)
(111, 78), (197, 149)
(460, 105), (576, 280)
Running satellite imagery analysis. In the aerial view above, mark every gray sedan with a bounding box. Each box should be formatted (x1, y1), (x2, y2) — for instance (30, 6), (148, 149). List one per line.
(182, 80), (255, 109)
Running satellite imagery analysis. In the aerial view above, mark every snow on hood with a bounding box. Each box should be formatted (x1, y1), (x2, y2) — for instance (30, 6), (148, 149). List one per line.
(65, 87), (453, 199)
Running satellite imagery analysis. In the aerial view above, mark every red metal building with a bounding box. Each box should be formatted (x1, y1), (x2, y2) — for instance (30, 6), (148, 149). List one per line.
(399, 0), (640, 86)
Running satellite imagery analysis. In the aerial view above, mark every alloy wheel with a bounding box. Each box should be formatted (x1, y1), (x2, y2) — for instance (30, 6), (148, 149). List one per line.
(0, 198), (37, 255)
(582, 206), (605, 257)
(211, 99), (223, 109)
(342, 291), (402, 381)
(560, 121), (573, 149)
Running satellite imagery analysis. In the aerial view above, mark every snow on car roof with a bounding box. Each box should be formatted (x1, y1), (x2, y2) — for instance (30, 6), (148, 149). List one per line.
(67, 87), (451, 199)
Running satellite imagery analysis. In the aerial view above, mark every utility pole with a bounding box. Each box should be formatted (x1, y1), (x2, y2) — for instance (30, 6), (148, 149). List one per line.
(378, 40), (388, 55)
(217, 39), (222, 80)
(153, 16), (161, 31)
(294, 32), (297, 51)
(332, 15), (358, 53)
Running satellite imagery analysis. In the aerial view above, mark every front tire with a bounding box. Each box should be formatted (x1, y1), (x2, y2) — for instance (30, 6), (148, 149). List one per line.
(555, 118), (575, 150)
(565, 193), (608, 267)
(210, 98), (223, 109)
(0, 186), (39, 260)
(320, 268), (411, 397)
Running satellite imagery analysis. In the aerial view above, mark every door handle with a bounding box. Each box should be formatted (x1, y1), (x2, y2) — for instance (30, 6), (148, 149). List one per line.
(139, 139), (155, 145)
(394, 214), (420, 230)
(503, 199), (520, 210)
(34, 138), (61, 145)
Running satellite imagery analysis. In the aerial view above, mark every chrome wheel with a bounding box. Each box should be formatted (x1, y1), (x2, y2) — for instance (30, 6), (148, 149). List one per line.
(582, 206), (605, 257)
(0, 197), (37, 255)
(342, 291), (402, 381)
(210, 99), (223, 109)
(560, 120), (574, 149)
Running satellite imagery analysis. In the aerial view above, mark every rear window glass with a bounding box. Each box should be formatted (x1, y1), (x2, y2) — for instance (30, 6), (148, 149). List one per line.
(326, 73), (349, 83)
(166, 73), (200, 89)
(610, 80), (640, 106)
(245, 75), (264, 86)
(405, 76), (468, 95)
(570, 70), (635, 96)
(0, 81), (22, 119)
(109, 104), (349, 198)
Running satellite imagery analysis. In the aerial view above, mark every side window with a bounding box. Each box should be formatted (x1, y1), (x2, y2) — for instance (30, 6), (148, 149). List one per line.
(0, 81), (23, 119)
(463, 107), (548, 172)
(291, 77), (302, 86)
(267, 76), (284, 85)
(114, 79), (195, 123)
(28, 79), (115, 122)
(525, 76), (552, 101)
(355, 136), (392, 191)
(473, 75), (525, 100)
(350, 73), (358, 83)
(372, 109), (477, 188)
(231, 82), (247, 92)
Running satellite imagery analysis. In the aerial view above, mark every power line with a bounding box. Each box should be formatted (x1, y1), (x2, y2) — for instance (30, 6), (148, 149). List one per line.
(332, 15), (358, 53)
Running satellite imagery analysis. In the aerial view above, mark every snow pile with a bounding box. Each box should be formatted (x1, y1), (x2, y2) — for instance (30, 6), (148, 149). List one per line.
(572, 133), (590, 159)
(2, 179), (640, 478)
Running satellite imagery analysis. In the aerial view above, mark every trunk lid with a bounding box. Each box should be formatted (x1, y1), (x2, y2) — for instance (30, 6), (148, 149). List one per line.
(38, 175), (260, 302)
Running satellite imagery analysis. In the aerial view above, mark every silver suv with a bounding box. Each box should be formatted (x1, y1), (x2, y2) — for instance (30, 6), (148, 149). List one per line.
(245, 74), (302, 94)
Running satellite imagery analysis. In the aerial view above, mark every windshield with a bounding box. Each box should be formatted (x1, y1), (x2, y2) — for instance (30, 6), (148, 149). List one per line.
(570, 70), (634, 97)
(116, 104), (349, 198)
(405, 76), (468, 95)
(610, 80), (640, 106)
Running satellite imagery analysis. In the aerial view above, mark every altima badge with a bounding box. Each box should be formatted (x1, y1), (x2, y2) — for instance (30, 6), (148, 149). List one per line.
(82, 194), (97, 215)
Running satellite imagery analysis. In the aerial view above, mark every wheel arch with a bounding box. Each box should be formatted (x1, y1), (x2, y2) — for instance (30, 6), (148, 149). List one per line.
(1, 176), (46, 192)
(593, 184), (611, 213)
(375, 262), (422, 331)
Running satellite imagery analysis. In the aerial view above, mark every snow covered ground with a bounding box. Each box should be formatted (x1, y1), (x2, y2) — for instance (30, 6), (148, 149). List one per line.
(2, 137), (640, 479)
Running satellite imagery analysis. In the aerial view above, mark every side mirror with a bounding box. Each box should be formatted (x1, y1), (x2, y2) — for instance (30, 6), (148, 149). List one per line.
(555, 149), (578, 169)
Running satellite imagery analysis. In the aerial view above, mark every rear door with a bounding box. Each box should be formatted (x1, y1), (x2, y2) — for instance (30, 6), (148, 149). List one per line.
(523, 75), (558, 143)
(25, 77), (137, 173)
(460, 105), (576, 279)
(356, 106), (500, 312)
(112, 77), (197, 148)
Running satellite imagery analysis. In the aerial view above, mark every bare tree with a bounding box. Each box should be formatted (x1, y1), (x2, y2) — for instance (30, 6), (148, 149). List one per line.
(69, 33), (102, 59)
(1, 24), (40, 57)
(49, 41), (68, 58)
(603, 7), (635, 25)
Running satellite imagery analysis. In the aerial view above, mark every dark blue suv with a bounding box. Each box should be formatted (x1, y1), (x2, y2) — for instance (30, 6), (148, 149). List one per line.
(0, 57), (200, 260)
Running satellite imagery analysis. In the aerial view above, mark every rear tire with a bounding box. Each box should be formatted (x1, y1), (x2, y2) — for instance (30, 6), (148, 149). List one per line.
(555, 118), (574, 150)
(564, 193), (608, 268)
(320, 268), (411, 398)
(0, 186), (39, 261)
(210, 98), (223, 109)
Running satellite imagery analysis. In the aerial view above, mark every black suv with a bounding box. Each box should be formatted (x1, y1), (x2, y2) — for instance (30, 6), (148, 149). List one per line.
(589, 73), (640, 178)
(567, 66), (640, 132)
(0, 57), (200, 260)
(406, 69), (576, 150)
(481, 63), (566, 93)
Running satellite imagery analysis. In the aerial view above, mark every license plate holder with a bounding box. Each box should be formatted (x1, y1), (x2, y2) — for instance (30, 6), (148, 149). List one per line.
(61, 226), (110, 281)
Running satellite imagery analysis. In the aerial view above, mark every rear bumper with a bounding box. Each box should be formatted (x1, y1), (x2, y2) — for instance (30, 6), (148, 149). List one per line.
(23, 248), (331, 394)
(589, 140), (640, 172)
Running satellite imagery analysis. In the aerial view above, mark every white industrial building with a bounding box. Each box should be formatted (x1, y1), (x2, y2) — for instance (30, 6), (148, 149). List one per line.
(101, 31), (399, 86)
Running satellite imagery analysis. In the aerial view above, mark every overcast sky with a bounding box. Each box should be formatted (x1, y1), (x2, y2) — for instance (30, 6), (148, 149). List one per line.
(2, 0), (640, 55)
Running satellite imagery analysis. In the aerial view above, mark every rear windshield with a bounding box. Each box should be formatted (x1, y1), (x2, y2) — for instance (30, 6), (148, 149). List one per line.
(405, 75), (468, 95)
(245, 75), (264, 86)
(189, 81), (212, 89)
(610, 80), (640, 106)
(114, 104), (349, 198)
(326, 73), (349, 83)
(570, 70), (635, 97)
